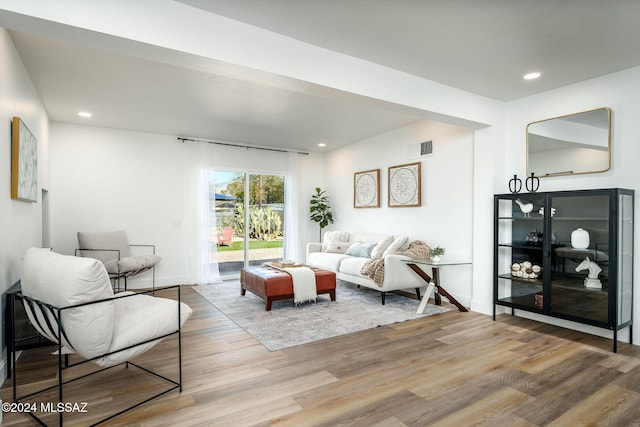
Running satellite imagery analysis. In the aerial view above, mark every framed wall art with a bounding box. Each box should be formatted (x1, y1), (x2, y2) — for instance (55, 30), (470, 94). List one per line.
(11, 117), (38, 202)
(388, 162), (421, 208)
(354, 168), (380, 208)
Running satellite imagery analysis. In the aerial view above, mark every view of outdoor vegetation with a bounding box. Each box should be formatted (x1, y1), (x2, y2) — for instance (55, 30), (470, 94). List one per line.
(211, 171), (285, 275)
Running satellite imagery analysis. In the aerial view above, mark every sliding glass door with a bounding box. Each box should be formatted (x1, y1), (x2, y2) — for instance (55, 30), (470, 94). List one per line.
(212, 171), (285, 277)
(246, 174), (285, 266)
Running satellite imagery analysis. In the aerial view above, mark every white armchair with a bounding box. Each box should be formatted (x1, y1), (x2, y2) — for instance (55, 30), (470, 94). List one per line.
(13, 248), (192, 426)
(76, 230), (161, 291)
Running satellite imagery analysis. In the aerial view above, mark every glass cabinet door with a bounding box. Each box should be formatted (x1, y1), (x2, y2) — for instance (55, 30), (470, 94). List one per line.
(496, 194), (546, 310)
(618, 192), (634, 326)
(549, 193), (610, 324)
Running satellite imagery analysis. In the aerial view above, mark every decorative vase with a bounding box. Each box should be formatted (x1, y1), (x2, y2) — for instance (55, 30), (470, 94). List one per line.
(571, 228), (590, 249)
(526, 229), (543, 246)
(432, 255), (441, 263)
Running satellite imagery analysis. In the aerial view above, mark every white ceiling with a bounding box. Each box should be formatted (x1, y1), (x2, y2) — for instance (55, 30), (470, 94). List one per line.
(3, 1), (640, 153)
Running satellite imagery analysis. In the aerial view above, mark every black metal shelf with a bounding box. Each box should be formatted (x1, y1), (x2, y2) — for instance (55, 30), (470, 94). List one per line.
(498, 242), (543, 251)
(497, 273), (543, 285)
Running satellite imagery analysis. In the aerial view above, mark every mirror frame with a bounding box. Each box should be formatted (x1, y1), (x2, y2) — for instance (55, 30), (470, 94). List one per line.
(526, 107), (611, 178)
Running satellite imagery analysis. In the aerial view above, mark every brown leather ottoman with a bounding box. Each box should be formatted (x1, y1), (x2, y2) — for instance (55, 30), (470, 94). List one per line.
(240, 265), (336, 311)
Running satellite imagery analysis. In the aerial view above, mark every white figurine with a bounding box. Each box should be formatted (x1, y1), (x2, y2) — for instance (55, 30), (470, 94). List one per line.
(515, 199), (533, 217)
(575, 257), (602, 289)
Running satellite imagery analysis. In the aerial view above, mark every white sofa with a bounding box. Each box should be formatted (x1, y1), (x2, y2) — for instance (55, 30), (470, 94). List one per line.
(306, 231), (427, 304)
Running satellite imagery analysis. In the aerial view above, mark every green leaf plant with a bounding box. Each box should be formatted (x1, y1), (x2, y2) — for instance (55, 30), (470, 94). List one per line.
(430, 246), (445, 256)
(309, 187), (334, 241)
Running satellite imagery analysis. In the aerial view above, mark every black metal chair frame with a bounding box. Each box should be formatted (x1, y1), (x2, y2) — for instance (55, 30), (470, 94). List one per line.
(75, 244), (157, 292)
(12, 285), (183, 426)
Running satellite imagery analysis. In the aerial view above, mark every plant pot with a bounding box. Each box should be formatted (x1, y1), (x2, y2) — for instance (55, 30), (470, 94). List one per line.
(432, 255), (441, 263)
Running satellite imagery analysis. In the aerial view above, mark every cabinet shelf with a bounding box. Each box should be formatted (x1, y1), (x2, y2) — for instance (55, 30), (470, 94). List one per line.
(552, 217), (608, 221)
(550, 276), (609, 291)
(494, 188), (634, 352)
(498, 242), (543, 251)
(497, 273), (542, 285)
(496, 294), (542, 311)
(499, 216), (610, 222)
(498, 215), (544, 220)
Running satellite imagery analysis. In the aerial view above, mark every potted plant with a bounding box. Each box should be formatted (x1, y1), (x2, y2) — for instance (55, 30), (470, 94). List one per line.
(309, 187), (334, 241)
(430, 246), (445, 263)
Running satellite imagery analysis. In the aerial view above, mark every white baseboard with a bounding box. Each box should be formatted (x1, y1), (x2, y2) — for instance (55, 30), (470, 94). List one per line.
(469, 298), (493, 315)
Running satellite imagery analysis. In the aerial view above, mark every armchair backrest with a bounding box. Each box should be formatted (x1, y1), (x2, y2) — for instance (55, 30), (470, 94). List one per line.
(21, 248), (115, 358)
(77, 230), (132, 266)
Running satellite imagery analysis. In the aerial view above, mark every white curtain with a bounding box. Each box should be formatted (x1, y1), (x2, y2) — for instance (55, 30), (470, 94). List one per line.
(183, 142), (221, 285)
(284, 152), (301, 262)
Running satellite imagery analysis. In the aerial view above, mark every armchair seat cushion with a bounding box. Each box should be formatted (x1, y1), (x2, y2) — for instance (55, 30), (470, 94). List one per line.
(105, 254), (162, 275)
(97, 293), (192, 367)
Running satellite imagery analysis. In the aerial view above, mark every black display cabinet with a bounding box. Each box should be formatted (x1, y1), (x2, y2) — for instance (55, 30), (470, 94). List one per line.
(493, 188), (634, 352)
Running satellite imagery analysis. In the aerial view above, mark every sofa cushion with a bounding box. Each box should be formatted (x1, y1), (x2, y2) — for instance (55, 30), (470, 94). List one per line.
(324, 240), (354, 254)
(370, 236), (394, 259)
(308, 252), (351, 271)
(383, 236), (410, 257)
(322, 231), (349, 251)
(338, 256), (370, 277)
(346, 241), (377, 258)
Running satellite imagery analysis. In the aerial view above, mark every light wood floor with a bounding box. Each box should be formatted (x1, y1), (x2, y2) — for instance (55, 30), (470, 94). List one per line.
(3, 285), (640, 426)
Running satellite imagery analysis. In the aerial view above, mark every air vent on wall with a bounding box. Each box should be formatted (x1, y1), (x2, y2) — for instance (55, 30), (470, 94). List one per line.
(407, 140), (434, 159)
(420, 140), (433, 156)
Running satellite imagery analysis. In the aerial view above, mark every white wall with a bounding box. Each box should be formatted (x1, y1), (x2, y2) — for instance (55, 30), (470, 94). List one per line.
(320, 65), (640, 347)
(323, 120), (475, 306)
(0, 27), (49, 378)
(49, 123), (323, 286)
(501, 65), (640, 343)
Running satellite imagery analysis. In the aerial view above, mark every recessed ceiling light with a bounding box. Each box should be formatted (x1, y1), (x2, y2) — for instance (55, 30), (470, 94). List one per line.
(523, 72), (541, 80)
(318, 143), (326, 147)
(78, 111), (92, 118)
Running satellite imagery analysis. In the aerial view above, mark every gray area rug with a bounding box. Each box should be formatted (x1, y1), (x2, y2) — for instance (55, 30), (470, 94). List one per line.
(194, 280), (449, 351)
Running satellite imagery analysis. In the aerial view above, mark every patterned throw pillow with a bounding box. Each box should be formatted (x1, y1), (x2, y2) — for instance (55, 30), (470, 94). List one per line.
(324, 240), (353, 254)
(322, 231), (349, 251)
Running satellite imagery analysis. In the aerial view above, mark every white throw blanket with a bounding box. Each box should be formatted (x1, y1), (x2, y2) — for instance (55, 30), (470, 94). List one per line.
(264, 263), (317, 304)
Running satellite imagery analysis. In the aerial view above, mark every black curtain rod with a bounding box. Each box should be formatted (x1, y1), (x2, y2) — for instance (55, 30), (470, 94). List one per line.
(178, 137), (309, 155)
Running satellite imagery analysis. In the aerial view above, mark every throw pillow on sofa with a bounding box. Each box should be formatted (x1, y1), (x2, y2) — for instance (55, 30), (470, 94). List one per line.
(324, 240), (354, 254)
(370, 235), (394, 259)
(345, 241), (377, 258)
(382, 236), (410, 257)
(322, 231), (349, 251)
